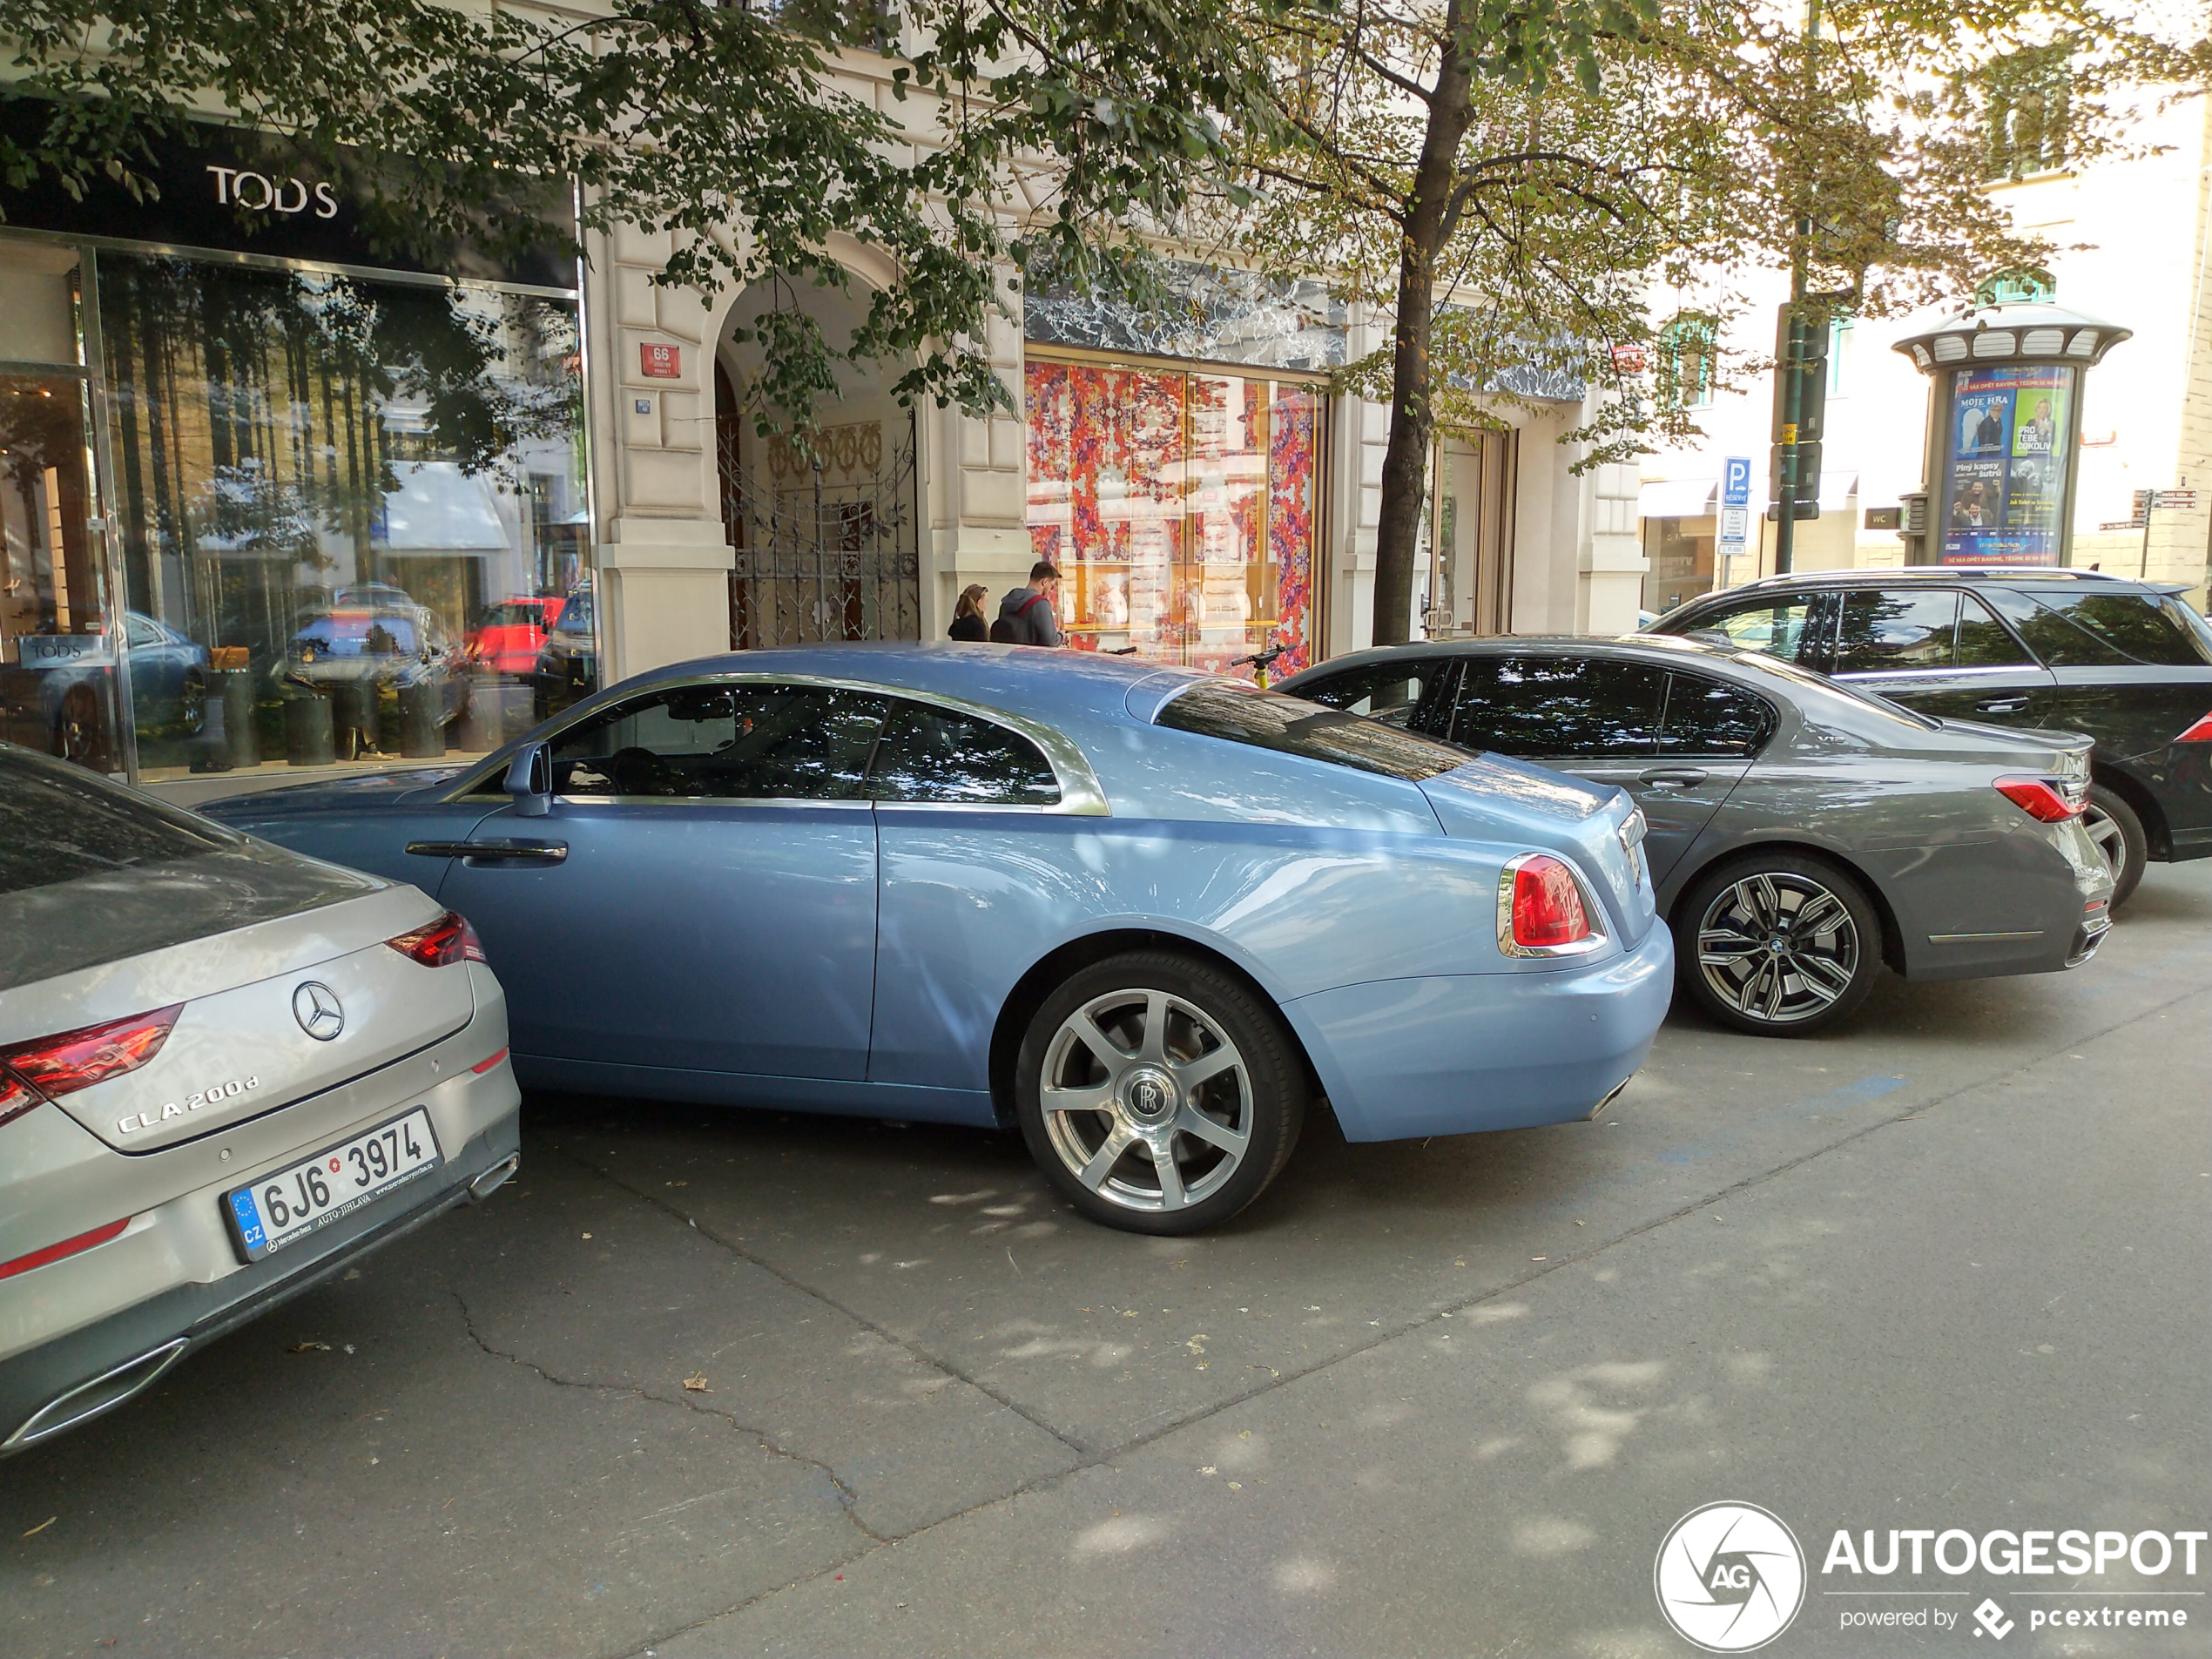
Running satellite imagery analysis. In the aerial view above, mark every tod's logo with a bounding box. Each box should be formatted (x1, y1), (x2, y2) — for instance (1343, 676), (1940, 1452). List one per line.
(206, 165), (340, 219)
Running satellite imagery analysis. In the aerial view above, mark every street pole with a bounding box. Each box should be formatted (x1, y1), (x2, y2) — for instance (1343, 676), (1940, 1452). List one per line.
(1774, 0), (1822, 576)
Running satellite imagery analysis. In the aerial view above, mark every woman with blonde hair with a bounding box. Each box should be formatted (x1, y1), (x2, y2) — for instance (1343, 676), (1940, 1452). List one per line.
(947, 583), (990, 642)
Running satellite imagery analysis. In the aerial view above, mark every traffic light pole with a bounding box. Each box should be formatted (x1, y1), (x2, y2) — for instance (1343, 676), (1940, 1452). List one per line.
(1773, 0), (1823, 576)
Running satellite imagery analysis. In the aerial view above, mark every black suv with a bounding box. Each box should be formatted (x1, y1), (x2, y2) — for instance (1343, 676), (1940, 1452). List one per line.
(1648, 567), (2212, 903)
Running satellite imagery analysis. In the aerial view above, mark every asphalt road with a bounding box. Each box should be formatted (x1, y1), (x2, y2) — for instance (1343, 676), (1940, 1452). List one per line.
(4, 865), (2208, 1659)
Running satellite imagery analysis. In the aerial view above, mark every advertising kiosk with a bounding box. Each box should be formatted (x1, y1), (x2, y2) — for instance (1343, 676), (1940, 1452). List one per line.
(1891, 302), (2130, 565)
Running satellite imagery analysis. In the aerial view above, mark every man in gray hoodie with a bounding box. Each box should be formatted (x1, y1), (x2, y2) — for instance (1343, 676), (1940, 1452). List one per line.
(995, 561), (1065, 646)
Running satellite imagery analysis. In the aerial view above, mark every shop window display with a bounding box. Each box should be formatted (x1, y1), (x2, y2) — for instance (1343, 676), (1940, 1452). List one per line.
(1024, 359), (1318, 675)
(98, 253), (588, 779)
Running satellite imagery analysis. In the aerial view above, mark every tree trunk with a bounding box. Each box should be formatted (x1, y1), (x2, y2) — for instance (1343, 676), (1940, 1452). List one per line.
(1372, 8), (1476, 647)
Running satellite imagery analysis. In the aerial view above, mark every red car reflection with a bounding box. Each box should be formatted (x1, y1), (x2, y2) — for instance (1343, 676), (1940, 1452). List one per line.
(467, 597), (563, 677)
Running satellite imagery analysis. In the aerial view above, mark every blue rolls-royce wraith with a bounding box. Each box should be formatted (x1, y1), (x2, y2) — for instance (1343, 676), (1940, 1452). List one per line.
(206, 645), (1672, 1233)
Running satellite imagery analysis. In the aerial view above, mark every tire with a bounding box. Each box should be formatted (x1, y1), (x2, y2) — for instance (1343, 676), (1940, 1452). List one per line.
(2082, 783), (2146, 908)
(1015, 950), (1305, 1235)
(1677, 852), (1883, 1037)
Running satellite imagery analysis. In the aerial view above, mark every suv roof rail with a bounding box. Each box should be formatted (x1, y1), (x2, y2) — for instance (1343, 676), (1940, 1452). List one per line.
(1716, 563), (2128, 593)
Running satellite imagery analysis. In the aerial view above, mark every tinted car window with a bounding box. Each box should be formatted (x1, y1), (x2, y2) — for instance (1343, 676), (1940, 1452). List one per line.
(1684, 597), (1818, 664)
(1660, 672), (1776, 756)
(294, 613), (420, 656)
(869, 701), (1061, 805)
(1156, 681), (1468, 782)
(1956, 592), (2035, 667)
(1288, 660), (1455, 735)
(1452, 655), (1667, 758)
(0, 747), (232, 896)
(1831, 590), (1960, 673)
(550, 683), (888, 799)
(1984, 588), (2212, 668)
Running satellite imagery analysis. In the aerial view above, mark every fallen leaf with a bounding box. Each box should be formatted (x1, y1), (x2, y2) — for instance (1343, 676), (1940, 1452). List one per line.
(683, 1375), (710, 1393)
(22, 1516), (56, 1538)
(581, 1232), (594, 1240)
(287, 1340), (331, 1353)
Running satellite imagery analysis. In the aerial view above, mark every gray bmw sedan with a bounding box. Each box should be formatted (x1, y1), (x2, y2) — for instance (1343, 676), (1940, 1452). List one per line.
(1279, 634), (2114, 1035)
(0, 745), (520, 1452)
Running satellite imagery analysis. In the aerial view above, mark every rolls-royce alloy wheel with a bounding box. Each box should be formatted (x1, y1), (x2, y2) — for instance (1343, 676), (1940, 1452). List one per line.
(1680, 854), (1881, 1036)
(1016, 952), (1304, 1234)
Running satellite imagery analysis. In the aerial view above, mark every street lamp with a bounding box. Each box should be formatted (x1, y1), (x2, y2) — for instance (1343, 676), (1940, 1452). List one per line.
(1891, 300), (2130, 567)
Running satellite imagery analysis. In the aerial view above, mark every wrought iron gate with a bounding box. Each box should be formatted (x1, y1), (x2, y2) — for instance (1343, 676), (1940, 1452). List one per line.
(717, 412), (921, 649)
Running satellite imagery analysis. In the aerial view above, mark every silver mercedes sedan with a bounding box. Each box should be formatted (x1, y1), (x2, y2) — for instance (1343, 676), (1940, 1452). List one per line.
(0, 745), (520, 1453)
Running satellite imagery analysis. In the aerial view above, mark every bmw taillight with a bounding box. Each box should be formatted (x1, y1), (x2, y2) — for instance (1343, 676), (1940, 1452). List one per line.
(1994, 775), (2086, 823)
(385, 910), (488, 968)
(0, 1004), (183, 1127)
(1498, 853), (1602, 955)
(2177, 711), (2212, 743)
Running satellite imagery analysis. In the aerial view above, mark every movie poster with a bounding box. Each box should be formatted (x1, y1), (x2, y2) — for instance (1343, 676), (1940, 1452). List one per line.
(1941, 365), (2074, 564)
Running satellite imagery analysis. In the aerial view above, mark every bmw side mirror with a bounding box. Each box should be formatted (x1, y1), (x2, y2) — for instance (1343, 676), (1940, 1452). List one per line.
(504, 740), (552, 818)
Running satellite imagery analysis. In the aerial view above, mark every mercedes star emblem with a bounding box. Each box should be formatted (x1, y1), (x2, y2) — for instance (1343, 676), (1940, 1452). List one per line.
(292, 981), (345, 1042)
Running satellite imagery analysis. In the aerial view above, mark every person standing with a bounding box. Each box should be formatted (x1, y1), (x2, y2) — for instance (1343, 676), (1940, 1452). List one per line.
(995, 561), (1064, 646)
(947, 583), (990, 641)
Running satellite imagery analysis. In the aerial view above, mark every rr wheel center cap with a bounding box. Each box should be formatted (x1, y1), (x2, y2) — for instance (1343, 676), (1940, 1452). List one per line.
(1121, 1066), (1179, 1126)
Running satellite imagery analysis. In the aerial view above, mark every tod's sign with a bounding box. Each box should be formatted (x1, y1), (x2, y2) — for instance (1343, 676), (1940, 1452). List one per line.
(206, 165), (341, 220)
(0, 97), (575, 291)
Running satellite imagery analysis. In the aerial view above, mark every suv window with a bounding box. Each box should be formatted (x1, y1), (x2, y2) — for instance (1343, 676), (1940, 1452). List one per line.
(1286, 659), (1456, 736)
(1985, 588), (2212, 668)
(867, 701), (1062, 806)
(1831, 589), (1960, 673)
(1660, 672), (1776, 756)
(1453, 655), (1668, 757)
(1681, 597), (1820, 664)
(549, 682), (889, 799)
(1156, 681), (1468, 782)
(1956, 592), (2036, 667)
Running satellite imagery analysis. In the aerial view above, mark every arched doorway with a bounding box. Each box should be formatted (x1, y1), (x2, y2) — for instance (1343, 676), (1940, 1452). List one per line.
(713, 279), (921, 650)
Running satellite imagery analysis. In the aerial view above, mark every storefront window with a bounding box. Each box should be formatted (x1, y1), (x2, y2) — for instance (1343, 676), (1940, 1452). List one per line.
(97, 253), (588, 779)
(1024, 358), (1318, 676)
(0, 362), (119, 769)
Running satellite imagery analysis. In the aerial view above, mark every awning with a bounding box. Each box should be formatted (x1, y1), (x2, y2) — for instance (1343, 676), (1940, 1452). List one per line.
(1640, 478), (1716, 519)
(376, 462), (512, 555)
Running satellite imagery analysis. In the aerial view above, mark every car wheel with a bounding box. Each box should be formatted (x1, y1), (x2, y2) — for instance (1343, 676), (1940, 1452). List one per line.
(53, 684), (106, 768)
(1015, 951), (1305, 1235)
(2082, 784), (2146, 908)
(1679, 853), (1882, 1037)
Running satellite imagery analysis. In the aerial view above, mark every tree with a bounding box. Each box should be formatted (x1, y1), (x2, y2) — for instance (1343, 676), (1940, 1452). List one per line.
(0, 0), (1281, 437)
(1218, 0), (2203, 645)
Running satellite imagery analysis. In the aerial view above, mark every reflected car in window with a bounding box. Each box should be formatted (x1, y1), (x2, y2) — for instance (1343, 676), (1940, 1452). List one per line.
(205, 644), (1674, 1235)
(273, 605), (471, 729)
(1279, 635), (2114, 1037)
(466, 597), (564, 678)
(529, 589), (597, 719)
(1647, 567), (2212, 906)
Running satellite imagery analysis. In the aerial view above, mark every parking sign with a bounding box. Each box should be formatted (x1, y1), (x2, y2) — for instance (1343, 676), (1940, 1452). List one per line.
(1723, 456), (1751, 509)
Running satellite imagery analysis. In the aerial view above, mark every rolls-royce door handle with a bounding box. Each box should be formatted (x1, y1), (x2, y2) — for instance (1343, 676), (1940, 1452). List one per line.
(1636, 768), (1710, 792)
(1974, 696), (2033, 715)
(405, 839), (569, 864)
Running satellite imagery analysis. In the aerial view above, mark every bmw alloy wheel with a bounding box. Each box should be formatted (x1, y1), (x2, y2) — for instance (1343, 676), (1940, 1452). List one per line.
(1696, 870), (1862, 1028)
(1036, 988), (1253, 1216)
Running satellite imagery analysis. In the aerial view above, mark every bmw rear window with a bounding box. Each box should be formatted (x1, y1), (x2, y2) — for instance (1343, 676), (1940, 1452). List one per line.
(1155, 681), (1469, 781)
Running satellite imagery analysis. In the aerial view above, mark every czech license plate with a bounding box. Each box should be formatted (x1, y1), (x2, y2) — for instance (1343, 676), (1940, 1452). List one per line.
(224, 1108), (442, 1263)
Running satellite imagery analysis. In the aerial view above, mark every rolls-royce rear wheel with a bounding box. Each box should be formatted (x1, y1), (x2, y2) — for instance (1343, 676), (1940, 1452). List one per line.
(1015, 951), (1304, 1235)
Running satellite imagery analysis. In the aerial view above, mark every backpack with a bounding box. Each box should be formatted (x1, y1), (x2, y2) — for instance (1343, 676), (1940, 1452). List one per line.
(991, 590), (1047, 645)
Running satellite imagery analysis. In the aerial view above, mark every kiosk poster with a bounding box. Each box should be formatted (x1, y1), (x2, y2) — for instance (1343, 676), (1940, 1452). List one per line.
(1941, 365), (2074, 563)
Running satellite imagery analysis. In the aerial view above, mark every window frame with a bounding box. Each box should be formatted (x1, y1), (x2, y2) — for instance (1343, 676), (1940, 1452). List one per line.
(447, 672), (1110, 815)
(1660, 317), (1718, 411)
(1656, 669), (1780, 759)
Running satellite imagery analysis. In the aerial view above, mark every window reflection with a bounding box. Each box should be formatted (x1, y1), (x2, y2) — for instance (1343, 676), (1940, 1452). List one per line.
(99, 253), (588, 779)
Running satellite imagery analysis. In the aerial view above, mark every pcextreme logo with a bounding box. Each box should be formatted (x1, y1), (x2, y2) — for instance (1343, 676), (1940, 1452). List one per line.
(1656, 1502), (1810, 1653)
